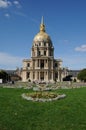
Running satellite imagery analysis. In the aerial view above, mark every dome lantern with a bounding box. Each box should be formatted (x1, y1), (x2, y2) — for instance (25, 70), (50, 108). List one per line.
(40, 16), (45, 32)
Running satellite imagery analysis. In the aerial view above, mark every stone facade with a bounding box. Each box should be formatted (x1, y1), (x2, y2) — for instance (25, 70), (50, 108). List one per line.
(22, 17), (67, 82)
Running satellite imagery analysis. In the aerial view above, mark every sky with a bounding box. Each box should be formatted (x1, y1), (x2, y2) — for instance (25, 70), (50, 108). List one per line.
(0, 0), (86, 70)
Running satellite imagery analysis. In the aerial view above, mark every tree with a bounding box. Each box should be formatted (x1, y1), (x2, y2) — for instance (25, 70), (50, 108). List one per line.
(77, 69), (86, 82)
(0, 70), (8, 83)
(63, 75), (72, 81)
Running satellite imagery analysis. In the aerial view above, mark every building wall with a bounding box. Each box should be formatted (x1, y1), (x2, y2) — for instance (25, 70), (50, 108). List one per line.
(22, 58), (65, 82)
(21, 18), (68, 82)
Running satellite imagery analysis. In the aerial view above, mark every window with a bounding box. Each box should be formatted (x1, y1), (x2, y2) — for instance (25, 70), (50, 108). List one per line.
(27, 63), (30, 67)
(38, 59), (39, 67)
(50, 51), (51, 56)
(40, 60), (44, 68)
(55, 73), (58, 78)
(27, 72), (30, 78)
(50, 72), (52, 79)
(38, 51), (40, 56)
(38, 72), (39, 79)
(44, 42), (46, 46)
(39, 42), (41, 46)
(55, 63), (57, 67)
(44, 51), (46, 56)
(33, 72), (35, 79)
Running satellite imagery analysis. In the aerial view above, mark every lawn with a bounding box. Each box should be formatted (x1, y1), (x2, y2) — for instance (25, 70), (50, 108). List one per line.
(0, 87), (86, 130)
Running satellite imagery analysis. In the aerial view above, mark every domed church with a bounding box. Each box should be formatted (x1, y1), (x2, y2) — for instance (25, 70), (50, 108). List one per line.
(22, 17), (67, 82)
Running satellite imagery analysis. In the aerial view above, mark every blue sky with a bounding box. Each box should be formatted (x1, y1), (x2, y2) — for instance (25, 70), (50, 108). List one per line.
(0, 0), (86, 70)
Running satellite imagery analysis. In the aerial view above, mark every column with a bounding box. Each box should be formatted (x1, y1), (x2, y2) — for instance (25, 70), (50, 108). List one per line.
(39, 59), (40, 67)
(44, 71), (46, 81)
(51, 60), (53, 69)
(39, 71), (40, 81)
(47, 49), (49, 56)
(35, 71), (38, 80)
(52, 71), (54, 81)
(37, 72), (39, 80)
(36, 60), (38, 68)
(30, 71), (33, 82)
(38, 59), (39, 67)
(58, 70), (60, 82)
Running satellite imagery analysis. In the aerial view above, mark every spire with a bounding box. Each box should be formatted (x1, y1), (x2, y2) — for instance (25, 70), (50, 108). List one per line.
(41, 16), (44, 25)
(40, 16), (45, 32)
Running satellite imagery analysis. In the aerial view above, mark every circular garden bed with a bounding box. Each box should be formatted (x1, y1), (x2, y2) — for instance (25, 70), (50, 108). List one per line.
(22, 91), (66, 102)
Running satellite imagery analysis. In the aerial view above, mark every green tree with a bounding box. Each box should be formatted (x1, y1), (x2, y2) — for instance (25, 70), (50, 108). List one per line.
(77, 69), (86, 82)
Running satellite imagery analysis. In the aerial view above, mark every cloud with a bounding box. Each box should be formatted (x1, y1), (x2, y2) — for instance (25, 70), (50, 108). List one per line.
(75, 44), (86, 52)
(63, 40), (69, 44)
(58, 40), (70, 44)
(0, 0), (11, 8)
(14, 11), (27, 17)
(63, 56), (86, 69)
(13, 0), (21, 8)
(56, 53), (86, 70)
(13, 0), (19, 5)
(4, 13), (10, 18)
(0, 0), (21, 9)
(0, 52), (23, 69)
(0, 0), (23, 18)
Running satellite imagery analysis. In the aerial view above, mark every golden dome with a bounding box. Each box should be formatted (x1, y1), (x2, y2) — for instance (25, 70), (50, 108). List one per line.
(33, 17), (52, 44)
(33, 31), (51, 42)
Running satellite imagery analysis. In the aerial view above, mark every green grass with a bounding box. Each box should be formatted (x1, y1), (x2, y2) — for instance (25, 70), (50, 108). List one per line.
(0, 87), (86, 130)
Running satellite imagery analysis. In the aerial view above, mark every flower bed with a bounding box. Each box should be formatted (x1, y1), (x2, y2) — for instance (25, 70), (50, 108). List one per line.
(22, 92), (66, 102)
